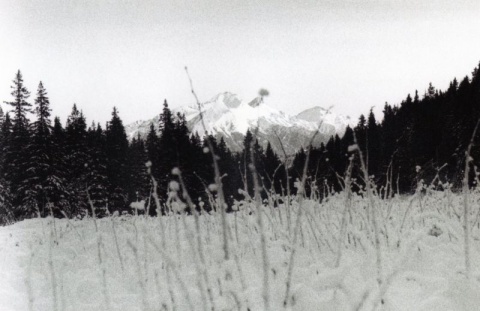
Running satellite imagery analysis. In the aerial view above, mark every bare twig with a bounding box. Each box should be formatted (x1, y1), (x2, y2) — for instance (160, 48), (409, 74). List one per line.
(462, 118), (480, 279)
(185, 66), (230, 261)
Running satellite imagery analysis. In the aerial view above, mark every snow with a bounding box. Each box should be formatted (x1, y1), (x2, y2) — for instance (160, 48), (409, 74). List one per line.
(296, 106), (351, 134)
(124, 92), (350, 153)
(130, 200), (146, 211)
(2, 191), (480, 310)
(180, 92), (296, 137)
(176, 92), (349, 145)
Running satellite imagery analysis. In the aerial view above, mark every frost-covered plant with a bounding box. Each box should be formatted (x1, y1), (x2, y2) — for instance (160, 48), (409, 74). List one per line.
(462, 119), (480, 279)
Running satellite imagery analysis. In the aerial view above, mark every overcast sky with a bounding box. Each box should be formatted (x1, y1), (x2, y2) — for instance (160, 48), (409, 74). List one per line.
(1, 0), (480, 126)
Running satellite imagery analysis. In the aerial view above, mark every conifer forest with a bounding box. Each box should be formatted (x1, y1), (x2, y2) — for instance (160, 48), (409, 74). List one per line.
(2, 63), (480, 223)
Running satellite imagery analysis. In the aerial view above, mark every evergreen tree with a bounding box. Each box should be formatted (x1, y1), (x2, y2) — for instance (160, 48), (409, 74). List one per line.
(380, 103), (397, 165)
(355, 114), (367, 155)
(426, 82), (436, 98)
(216, 136), (241, 208)
(291, 147), (307, 186)
(20, 82), (55, 215)
(239, 129), (254, 197)
(0, 111), (13, 222)
(127, 134), (151, 211)
(263, 142), (284, 194)
(366, 109), (381, 178)
(172, 112), (204, 210)
(105, 107), (129, 211)
(65, 104), (89, 215)
(6, 71), (31, 125)
(241, 135), (266, 198)
(394, 94), (416, 191)
(157, 100), (177, 192)
(4, 71), (31, 217)
(0, 107), (7, 174)
(146, 123), (160, 179)
(49, 117), (70, 216)
(86, 123), (109, 216)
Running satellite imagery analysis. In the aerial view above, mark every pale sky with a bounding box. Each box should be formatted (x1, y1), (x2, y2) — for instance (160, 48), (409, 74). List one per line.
(1, 0), (480, 126)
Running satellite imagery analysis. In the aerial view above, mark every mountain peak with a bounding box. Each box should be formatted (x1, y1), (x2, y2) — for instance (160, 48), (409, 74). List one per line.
(210, 92), (241, 109)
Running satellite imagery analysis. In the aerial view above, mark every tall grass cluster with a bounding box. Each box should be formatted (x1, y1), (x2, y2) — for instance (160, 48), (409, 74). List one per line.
(21, 175), (480, 310)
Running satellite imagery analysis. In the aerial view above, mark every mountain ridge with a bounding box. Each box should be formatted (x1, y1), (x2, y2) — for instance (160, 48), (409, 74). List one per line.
(125, 92), (350, 155)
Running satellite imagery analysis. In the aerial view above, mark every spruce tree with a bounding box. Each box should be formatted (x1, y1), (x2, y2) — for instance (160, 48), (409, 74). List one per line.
(367, 109), (381, 178)
(173, 112), (206, 208)
(86, 123), (109, 216)
(158, 100), (176, 191)
(127, 134), (151, 211)
(355, 114), (367, 152)
(216, 136), (240, 208)
(4, 71), (31, 217)
(105, 107), (129, 211)
(240, 129), (254, 196)
(49, 117), (69, 216)
(65, 104), (89, 215)
(146, 123), (160, 178)
(0, 111), (13, 222)
(0, 113), (12, 166)
(0, 107), (7, 174)
(20, 82), (55, 216)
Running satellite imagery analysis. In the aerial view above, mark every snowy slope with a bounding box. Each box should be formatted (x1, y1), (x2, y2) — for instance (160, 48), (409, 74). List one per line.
(296, 106), (350, 134)
(2, 193), (480, 310)
(125, 92), (350, 155)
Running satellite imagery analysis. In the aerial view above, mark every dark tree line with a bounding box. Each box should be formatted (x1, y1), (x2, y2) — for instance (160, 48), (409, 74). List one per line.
(289, 62), (480, 198)
(2, 63), (480, 222)
(0, 71), (287, 222)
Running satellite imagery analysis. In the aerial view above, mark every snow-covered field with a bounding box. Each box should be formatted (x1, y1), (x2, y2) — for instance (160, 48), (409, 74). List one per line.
(2, 191), (480, 311)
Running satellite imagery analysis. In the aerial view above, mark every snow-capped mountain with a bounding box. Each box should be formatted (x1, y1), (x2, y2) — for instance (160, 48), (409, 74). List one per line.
(125, 92), (350, 155)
